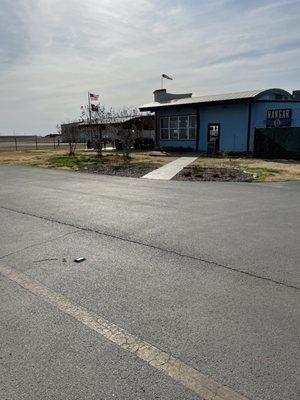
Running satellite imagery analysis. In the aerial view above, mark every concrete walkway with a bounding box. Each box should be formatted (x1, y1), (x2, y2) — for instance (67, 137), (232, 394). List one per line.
(142, 157), (198, 180)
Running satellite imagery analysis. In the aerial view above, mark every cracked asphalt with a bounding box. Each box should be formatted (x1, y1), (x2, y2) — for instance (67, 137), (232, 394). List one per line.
(0, 165), (299, 400)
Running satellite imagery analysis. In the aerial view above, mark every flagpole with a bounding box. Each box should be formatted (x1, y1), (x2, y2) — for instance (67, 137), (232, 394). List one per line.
(88, 92), (92, 124)
(161, 75), (163, 89)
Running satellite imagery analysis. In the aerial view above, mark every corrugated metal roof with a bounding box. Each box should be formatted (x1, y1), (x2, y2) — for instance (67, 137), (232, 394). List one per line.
(139, 89), (266, 110)
(63, 116), (140, 127)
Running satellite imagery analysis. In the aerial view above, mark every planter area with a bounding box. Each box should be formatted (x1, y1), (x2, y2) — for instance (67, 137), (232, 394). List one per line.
(78, 163), (155, 178)
(173, 165), (254, 182)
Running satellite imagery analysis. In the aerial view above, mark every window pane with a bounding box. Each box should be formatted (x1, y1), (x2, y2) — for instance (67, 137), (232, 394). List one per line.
(189, 127), (196, 139)
(209, 125), (219, 137)
(161, 117), (169, 129)
(179, 128), (188, 139)
(189, 116), (196, 127)
(170, 129), (179, 140)
(179, 116), (188, 128)
(161, 129), (169, 139)
(170, 117), (178, 129)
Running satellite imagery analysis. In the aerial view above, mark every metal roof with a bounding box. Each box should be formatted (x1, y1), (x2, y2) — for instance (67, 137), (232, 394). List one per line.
(139, 88), (291, 111)
(62, 115), (145, 127)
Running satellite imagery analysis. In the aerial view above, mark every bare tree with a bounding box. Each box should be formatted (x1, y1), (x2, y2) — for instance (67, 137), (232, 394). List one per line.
(56, 124), (61, 135)
(69, 103), (143, 160)
(61, 123), (79, 156)
(108, 107), (140, 160)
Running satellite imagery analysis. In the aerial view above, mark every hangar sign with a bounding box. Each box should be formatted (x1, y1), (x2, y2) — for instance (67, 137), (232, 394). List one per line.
(266, 108), (292, 127)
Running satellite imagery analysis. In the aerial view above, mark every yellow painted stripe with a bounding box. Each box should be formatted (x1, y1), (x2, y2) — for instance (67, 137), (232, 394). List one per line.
(0, 263), (249, 400)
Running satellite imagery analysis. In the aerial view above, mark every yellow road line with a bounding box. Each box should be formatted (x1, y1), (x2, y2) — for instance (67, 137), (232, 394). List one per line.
(0, 263), (249, 400)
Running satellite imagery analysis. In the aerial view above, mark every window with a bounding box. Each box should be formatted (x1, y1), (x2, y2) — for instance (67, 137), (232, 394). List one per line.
(161, 117), (169, 139)
(189, 116), (196, 139)
(170, 117), (179, 139)
(160, 115), (197, 140)
(179, 117), (188, 139)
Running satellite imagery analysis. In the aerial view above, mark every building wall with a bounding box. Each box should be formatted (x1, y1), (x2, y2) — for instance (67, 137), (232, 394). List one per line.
(249, 101), (300, 151)
(157, 104), (249, 152)
(141, 129), (155, 139)
(156, 100), (300, 153)
(159, 139), (197, 149)
(199, 103), (249, 152)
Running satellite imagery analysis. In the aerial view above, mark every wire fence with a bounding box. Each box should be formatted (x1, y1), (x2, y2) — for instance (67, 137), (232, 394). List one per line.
(0, 136), (82, 151)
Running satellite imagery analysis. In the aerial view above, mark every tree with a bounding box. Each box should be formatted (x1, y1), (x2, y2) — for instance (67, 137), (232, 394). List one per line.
(61, 122), (79, 156)
(63, 103), (143, 159)
(102, 106), (140, 160)
(83, 104), (141, 160)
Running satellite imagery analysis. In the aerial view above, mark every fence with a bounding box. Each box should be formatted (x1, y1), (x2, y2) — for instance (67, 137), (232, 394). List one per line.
(0, 136), (84, 151)
(254, 127), (300, 160)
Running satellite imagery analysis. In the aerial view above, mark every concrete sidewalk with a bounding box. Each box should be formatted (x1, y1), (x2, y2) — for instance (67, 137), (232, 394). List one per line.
(142, 157), (198, 180)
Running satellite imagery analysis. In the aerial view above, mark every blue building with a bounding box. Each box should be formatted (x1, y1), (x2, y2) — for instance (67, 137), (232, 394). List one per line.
(139, 88), (300, 154)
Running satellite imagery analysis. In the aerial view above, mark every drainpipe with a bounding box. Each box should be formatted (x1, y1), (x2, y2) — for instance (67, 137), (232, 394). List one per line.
(246, 101), (253, 153)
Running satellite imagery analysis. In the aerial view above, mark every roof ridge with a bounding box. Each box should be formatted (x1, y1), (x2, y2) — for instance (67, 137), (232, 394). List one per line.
(191, 89), (264, 98)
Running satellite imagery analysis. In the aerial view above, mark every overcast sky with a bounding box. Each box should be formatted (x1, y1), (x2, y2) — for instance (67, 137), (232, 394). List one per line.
(1, 0), (300, 135)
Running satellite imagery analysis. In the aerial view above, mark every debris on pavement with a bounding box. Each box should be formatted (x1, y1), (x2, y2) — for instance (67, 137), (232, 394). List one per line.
(74, 257), (86, 263)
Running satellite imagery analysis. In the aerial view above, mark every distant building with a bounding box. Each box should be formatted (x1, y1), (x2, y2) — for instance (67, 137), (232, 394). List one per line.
(139, 88), (300, 157)
(61, 115), (154, 143)
(45, 133), (61, 138)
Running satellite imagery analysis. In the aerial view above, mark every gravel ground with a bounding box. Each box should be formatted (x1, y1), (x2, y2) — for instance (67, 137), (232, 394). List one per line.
(173, 166), (254, 182)
(78, 163), (155, 177)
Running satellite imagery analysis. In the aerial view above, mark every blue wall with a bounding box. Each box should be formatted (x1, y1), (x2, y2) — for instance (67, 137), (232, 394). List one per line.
(159, 140), (197, 150)
(199, 103), (249, 152)
(157, 101), (300, 152)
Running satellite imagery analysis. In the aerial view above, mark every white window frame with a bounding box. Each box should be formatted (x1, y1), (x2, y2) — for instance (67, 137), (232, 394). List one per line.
(160, 115), (197, 140)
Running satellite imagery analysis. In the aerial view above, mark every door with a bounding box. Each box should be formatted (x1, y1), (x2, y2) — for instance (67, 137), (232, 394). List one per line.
(207, 123), (220, 154)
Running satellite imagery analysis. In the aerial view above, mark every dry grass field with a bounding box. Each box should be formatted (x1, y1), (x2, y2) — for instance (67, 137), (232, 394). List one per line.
(0, 149), (299, 181)
(0, 149), (175, 170)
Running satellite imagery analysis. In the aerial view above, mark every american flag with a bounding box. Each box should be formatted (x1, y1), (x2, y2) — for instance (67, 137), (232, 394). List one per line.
(89, 93), (99, 101)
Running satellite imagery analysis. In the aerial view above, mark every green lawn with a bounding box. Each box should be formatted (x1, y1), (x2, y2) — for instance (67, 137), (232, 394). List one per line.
(48, 154), (108, 169)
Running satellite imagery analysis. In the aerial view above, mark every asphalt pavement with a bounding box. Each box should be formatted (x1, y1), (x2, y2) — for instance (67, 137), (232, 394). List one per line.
(0, 165), (299, 400)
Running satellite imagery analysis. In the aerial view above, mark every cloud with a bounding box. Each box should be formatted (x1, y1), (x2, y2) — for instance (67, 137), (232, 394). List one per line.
(0, 0), (300, 134)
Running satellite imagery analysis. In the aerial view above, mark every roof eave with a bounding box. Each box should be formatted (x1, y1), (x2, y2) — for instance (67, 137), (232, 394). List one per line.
(139, 97), (253, 112)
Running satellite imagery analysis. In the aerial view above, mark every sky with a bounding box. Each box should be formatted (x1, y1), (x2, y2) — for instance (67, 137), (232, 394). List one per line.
(1, 0), (300, 135)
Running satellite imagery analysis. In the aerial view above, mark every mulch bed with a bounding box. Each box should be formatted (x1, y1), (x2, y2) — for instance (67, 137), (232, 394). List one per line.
(173, 166), (254, 182)
(78, 164), (155, 178)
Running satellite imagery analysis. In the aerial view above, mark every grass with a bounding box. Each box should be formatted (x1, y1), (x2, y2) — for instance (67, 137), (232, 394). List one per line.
(0, 149), (299, 181)
(192, 156), (300, 182)
(48, 154), (108, 169)
(0, 149), (168, 171)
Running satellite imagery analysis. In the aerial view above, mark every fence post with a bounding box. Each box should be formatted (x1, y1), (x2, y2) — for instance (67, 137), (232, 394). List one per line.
(53, 136), (56, 149)
(35, 135), (38, 150)
(14, 137), (18, 151)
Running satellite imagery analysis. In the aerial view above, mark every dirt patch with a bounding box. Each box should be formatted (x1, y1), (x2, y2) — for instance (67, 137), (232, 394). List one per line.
(173, 166), (253, 182)
(192, 157), (300, 182)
